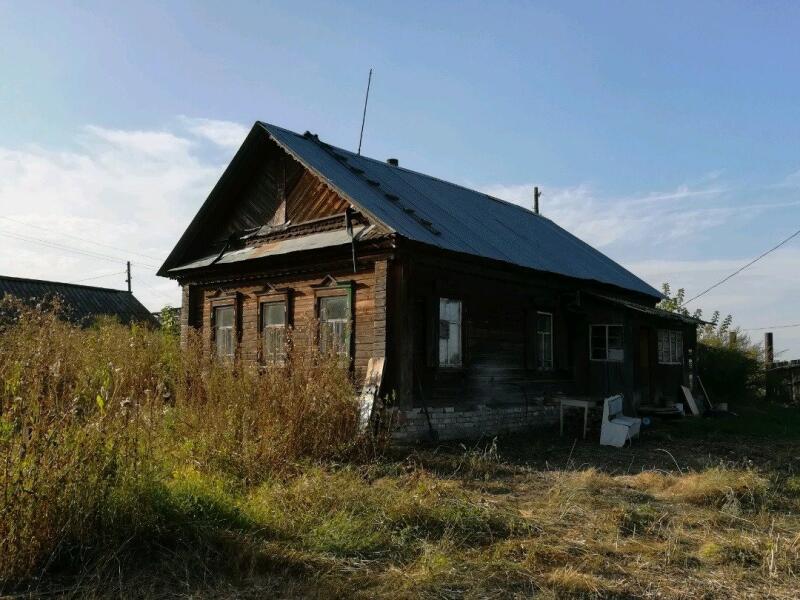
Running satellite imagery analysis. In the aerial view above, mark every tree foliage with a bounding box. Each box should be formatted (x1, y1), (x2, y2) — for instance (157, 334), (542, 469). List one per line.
(657, 283), (738, 346)
(657, 283), (763, 402)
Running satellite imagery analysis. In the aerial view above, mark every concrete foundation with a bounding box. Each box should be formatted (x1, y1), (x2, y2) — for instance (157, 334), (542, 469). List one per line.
(391, 403), (559, 441)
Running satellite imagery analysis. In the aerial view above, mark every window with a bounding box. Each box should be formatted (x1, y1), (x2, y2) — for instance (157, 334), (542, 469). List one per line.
(214, 305), (235, 359)
(536, 312), (553, 370)
(261, 301), (287, 364)
(658, 330), (683, 364)
(590, 324), (624, 361)
(319, 295), (350, 358)
(439, 298), (462, 367)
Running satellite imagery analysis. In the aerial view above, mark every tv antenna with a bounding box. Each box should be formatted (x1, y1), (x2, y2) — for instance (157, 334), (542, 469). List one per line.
(357, 68), (373, 155)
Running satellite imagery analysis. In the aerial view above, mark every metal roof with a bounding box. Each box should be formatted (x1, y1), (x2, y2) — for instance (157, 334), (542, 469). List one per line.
(0, 275), (156, 325)
(590, 293), (706, 325)
(170, 225), (372, 272)
(259, 122), (663, 299)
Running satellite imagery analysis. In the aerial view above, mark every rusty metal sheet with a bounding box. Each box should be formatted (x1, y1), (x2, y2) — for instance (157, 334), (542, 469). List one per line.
(170, 226), (369, 272)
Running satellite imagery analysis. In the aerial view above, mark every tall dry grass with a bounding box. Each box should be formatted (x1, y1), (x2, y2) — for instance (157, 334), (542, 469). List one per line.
(0, 299), (364, 585)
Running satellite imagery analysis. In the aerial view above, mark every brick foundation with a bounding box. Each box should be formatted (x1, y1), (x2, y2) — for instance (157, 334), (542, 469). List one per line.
(390, 403), (559, 441)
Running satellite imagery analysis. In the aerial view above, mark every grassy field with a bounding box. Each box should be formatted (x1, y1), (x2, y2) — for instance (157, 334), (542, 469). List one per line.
(2, 305), (799, 598)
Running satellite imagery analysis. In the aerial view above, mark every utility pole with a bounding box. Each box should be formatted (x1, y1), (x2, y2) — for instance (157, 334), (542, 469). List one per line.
(765, 332), (774, 369)
(126, 261), (131, 293)
(533, 186), (542, 215)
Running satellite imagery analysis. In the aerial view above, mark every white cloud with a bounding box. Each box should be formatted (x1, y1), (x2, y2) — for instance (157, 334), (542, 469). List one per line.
(481, 179), (800, 357)
(179, 117), (250, 149)
(628, 248), (800, 358)
(480, 182), (734, 250)
(0, 124), (226, 311)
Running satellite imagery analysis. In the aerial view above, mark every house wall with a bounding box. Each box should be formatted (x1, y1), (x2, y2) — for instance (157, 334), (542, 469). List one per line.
(181, 259), (388, 383)
(384, 251), (696, 440)
(177, 247), (695, 442)
(398, 258), (579, 412)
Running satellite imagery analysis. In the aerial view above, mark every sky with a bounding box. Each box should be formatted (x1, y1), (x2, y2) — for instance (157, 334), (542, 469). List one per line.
(1, 1), (799, 356)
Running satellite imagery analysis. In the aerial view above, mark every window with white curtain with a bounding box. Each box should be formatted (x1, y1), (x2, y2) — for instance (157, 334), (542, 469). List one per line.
(658, 330), (683, 364)
(438, 298), (462, 367)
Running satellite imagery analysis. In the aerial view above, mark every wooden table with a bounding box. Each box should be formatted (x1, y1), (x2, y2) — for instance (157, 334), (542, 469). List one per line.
(559, 398), (598, 439)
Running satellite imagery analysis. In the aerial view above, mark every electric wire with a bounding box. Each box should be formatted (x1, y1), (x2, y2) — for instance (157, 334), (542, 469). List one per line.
(0, 215), (162, 262)
(742, 323), (800, 332)
(71, 270), (127, 284)
(682, 226), (800, 306)
(0, 229), (158, 269)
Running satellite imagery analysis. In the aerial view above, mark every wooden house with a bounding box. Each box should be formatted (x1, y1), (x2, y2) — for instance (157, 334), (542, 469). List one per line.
(158, 122), (700, 440)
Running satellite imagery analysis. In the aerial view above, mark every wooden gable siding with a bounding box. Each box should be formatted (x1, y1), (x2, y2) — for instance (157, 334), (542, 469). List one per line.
(180, 142), (351, 266)
(214, 150), (302, 240)
(286, 170), (351, 223)
(188, 261), (387, 381)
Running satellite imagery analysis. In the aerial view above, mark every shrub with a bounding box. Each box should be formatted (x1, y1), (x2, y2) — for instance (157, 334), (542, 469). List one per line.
(698, 343), (763, 404)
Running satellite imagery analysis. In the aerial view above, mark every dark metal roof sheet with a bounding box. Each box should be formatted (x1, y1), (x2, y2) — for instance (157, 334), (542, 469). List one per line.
(170, 225), (373, 272)
(259, 122), (663, 299)
(590, 293), (706, 325)
(0, 275), (156, 325)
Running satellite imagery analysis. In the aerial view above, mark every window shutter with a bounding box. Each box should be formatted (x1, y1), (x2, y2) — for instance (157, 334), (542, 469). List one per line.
(426, 295), (438, 367)
(347, 283), (354, 359)
(525, 309), (537, 369)
(461, 301), (470, 367)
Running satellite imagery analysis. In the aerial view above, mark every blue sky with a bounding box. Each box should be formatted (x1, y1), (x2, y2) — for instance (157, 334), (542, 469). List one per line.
(1, 1), (799, 354)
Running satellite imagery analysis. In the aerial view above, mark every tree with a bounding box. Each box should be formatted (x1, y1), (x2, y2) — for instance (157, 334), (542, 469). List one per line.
(657, 283), (737, 345)
(657, 282), (763, 402)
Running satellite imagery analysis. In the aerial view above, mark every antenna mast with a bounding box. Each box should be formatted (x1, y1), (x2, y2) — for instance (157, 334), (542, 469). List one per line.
(357, 68), (373, 155)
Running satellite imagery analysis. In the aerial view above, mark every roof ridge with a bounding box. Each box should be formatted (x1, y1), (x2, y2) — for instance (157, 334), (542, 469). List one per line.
(258, 121), (547, 221)
(0, 274), (131, 294)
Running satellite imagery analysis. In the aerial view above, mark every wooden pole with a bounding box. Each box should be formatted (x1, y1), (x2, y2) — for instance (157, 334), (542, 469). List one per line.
(126, 261), (131, 293)
(764, 332), (774, 369)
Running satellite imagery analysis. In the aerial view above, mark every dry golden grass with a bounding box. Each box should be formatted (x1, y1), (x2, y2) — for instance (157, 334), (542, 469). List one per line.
(2, 301), (800, 598)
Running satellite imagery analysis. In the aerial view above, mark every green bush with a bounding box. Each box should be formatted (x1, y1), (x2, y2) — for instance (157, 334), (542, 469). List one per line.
(697, 342), (763, 404)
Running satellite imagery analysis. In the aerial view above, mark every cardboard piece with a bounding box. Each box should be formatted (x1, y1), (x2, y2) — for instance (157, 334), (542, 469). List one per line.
(681, 385), (701, 416)
(358, 357), (385, 432)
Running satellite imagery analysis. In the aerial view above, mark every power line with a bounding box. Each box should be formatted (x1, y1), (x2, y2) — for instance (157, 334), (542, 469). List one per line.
(133, 279), (180, 304)
(0, 229), (158, 269)
(683, 226), (800, 306)
(742, 323), (800, 332)
(0, 216), (162, 262)
(71, 270), (127, 284)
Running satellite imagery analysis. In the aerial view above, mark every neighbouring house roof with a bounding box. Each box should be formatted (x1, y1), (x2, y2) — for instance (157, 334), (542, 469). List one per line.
(0, 275), (156, 325)
(590, 293), (707, 325)
(160, 121), (663, 300)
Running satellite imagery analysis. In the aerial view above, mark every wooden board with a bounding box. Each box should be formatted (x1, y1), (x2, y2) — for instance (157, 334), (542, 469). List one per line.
(681, 385), (701, 416)
(358, 357), (385, 432)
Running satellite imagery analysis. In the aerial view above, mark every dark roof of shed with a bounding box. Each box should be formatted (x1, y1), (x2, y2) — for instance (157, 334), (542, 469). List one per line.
(591, 294), (706, 325)
(258, 123), (662, 299)
(160, 121), (663, 300)
(0, 275), (155, 325)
